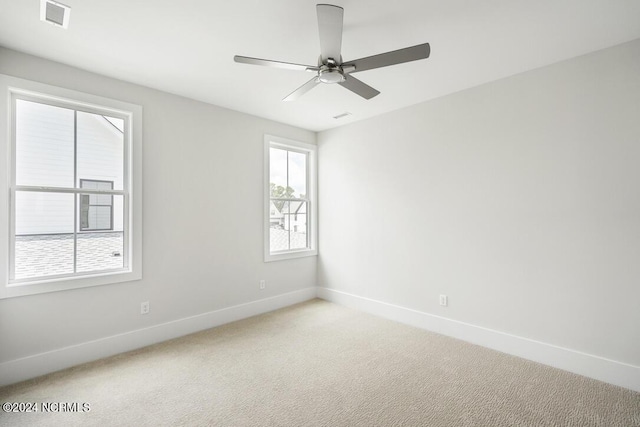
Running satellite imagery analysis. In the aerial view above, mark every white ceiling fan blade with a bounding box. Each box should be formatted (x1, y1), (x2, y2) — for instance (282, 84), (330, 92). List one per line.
(317, 4), (344, 63)
(283, 76), (320, 101)
(338, 75), (380, 99)
(234, 55), (319, 72)
(343, 43), (430, 73)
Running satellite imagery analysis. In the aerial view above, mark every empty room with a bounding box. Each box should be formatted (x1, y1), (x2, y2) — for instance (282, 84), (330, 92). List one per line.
(0, 0), (639, 425)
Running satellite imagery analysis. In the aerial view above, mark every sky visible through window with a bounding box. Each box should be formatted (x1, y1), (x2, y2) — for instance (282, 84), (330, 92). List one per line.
(270, 148), (306, 197)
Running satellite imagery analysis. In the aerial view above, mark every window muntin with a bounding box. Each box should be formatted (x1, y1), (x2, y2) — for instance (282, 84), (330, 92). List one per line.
(265, 136), (317, 262)
(10, 95), (129, 282)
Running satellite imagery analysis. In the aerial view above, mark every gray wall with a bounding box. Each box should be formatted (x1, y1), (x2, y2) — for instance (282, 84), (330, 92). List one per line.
(318, 39), (640, 366)
(0, 47), (317, 363)
(2, 38), (639, 378)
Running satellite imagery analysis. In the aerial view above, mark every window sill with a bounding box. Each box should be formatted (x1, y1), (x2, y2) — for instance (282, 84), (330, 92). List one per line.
(264, 248), (318, 263)
(1, 269), (141, 299)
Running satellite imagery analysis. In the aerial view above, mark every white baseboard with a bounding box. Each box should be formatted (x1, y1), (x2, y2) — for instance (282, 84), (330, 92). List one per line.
(0, 287), (317, 387)
(317, 287), (640, 393)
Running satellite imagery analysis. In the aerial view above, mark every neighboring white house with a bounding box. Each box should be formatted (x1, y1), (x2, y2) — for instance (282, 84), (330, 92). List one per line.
(269, 200), (306, 233)
(269, 200), (308, 252)
(269, 201), (284, 228)
(15, 99), (124, 235)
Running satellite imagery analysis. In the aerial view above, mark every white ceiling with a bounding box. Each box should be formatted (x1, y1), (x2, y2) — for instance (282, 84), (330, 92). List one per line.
(1, 0), (639, 132)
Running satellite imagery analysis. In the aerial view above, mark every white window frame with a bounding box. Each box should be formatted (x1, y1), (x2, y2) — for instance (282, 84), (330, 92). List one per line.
(0, 74), (142, 299)
(264, 135), (317, 262)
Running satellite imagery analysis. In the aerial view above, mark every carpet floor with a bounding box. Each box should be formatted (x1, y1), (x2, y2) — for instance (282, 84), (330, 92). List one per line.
(0, 299), (638, 426)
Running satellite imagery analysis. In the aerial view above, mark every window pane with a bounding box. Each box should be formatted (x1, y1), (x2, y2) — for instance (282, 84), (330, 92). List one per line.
(270, 148), (307, 200)
(15, 191), (74, 234)
(289, 211), (308, 250)
(77, 112), (124, 191)
(270, 200), (289, 252)
(288, 151), (307, 198)
(287, 200), (307, 250)
(14, 191), (74, 279)
(16, 100), (74, 187)
(77, 195), (124, 272)
(269, 147), (287, 197)
(269, 201), (308, 252)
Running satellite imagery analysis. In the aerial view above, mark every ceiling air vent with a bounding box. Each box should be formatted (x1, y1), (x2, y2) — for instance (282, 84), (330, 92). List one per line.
(40, 0), (71, 29)
(333, 112), (352, 120)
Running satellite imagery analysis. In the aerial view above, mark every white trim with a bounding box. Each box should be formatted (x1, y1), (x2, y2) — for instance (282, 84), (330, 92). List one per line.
(263, 135), (318, 262)
(0, 287), (318, 387)
(317, 287), (640, 393)
(0, 74), (142, 298)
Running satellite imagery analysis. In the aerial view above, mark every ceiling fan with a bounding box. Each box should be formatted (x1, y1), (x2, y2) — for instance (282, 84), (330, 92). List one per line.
(234, 4), (430, 101)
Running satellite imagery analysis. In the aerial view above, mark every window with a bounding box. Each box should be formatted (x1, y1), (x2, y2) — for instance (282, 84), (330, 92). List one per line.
(264, 135), (317, 262)
(0, 74), (142, 298)
(80, 180), (114, 231)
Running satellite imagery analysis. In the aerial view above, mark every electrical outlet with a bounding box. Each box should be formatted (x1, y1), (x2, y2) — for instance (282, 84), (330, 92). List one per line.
(259, 280), (266, 290)
(141, 301), (150, 315)
(439, 295), (448, 307)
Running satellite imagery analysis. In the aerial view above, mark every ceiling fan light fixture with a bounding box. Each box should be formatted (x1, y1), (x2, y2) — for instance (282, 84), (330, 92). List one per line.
(318, 67), (345, 84)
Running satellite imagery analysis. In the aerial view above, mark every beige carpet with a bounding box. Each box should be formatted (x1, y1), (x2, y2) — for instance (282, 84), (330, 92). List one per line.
(0, 299), (638, 426)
